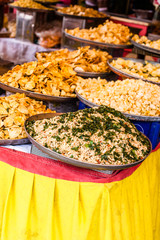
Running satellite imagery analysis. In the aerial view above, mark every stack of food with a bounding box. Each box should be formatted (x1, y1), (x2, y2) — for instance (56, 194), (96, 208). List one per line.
(36, 46), (112, 73)
(10, 0), (50, 10)
(66, 20), (132, 45)
(76, 78), (160, 117)
(26, 106), (151, 165)
(132, 35), (160, 50)
(110, 58), (160, 83)
(57, 5), (107, 18)
(0, 93), (53, 140)
(0, 61), (80, 97)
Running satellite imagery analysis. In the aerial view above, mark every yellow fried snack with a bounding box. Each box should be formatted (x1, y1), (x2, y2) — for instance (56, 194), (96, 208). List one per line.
(57, 5), (107, 18)
(10, 0), (50, 10)
(132, 35), (160, 50)
(76, 78), (160, 117)
(0, 93), (54, 140)
(66, 20), (132, 45)
(111, 58), (160, 83)
(0, 61), (80, 97)
(36, 46), (112, 73)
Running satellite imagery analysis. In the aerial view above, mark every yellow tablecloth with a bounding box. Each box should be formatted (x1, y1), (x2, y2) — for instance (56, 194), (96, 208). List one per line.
(0, 145), (159, 240)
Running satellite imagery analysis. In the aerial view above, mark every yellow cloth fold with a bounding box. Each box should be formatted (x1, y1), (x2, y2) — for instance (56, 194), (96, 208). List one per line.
(0, 148), (159, 240)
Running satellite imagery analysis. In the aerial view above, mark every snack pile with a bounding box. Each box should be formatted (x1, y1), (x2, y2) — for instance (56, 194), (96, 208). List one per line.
(0, 61), (80, 97)
(36, 46), (112, 73)
(132, 35), (160, 50)
(76, 78), (160, 117)
(66, 20), (132, 45)
(110, 58), (160, 83)
(10, 0), (50, 10)
(0, 93), (53, 140)
(26, 106), (151, 165)
(57, 5), (107, 18)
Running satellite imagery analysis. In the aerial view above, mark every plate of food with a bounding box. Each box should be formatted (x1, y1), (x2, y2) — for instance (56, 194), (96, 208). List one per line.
(0, 93), (54, 145)
(0, 61), (79, 102)
(75, 78), (160, 121)
(131, 35), (160, 56)
(65, 20), (133, 49)
(25, 106), (152, 170)
(35, 46), (113, 78)
(55, 5), (109, 20)
(108, 57), (160, 85)
(9, 0), (54, 12)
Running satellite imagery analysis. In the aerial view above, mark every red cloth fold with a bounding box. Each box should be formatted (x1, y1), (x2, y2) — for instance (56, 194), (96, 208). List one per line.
(0, 143), (159, 183)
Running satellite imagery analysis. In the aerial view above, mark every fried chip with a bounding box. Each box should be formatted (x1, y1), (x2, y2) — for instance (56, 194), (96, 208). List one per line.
(0, 61), (79, 97)
(0, 93), (55, 140)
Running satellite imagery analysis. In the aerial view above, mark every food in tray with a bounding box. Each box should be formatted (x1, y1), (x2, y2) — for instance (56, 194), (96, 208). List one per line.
(66, 20), (132, 45)
(36, 46), (112, 73)
(0, 93), (54, 140)
(132, 35), (160, 50)
(57, 5), (107, 18)
(110, 58), (160, 83)
(26, 106), (151, 165)
(0, 61), (80, 97)
(10, 0), (50, 10)
(76, 78), (160, 117)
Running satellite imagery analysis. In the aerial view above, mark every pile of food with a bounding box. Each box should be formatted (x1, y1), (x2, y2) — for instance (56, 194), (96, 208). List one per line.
(26, 106), (150, 165)
(132, 35), (160, 50)
(0, 93), (53, 140)
(66, 20), (132, 45)
(10, 0), (50, 10)
(76, 78), (160, 116)
(0, 61), (79, 97)
(57, 5), (107, 18)
(36, 46), (112, 73)
(110, 58), (160, 83)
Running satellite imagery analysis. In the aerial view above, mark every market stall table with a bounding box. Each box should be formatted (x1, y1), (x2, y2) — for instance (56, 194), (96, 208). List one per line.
(0, 143), (159, 240)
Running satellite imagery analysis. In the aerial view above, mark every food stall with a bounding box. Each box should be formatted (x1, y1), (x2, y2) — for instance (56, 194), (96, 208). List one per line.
(0, 1), (160, 239)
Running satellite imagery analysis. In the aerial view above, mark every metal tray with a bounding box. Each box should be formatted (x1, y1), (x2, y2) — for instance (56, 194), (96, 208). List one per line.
(65, 32), (133, 49)
(131, 39), (160, 56)
(24, 112), (152, 171)
(0, 82), (76, 102)
(75, 70), (111, 78)
(108, 57), (160, 86)
(55, 9), (109, 20)
(0, 138), (30, 146)
(33, 0), (60, 5)
(9, 4), (54, 12)
(76, 91), (160, 122)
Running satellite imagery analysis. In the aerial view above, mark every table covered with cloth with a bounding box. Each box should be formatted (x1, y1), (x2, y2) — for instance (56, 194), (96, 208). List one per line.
(0, 143), (159, 240)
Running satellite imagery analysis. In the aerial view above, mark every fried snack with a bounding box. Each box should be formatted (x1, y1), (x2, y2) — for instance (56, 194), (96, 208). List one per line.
(132, 35), (160, 50)
(10, 0), (50, 10)
(66, 20), (132, 45)
(57, 5), (107, 18)
(111, 58), (160, 83)
(0, 93), (54, 140)
(0, 61), (79, 97)
(76, 78), (160, 117)
(26, 106), (151, 165)
(36, 46), (112, 73)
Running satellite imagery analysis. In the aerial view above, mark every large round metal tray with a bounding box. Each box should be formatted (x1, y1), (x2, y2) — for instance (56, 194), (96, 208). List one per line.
(33, 0), (60, 5)
(131, 39), (160, 56)
(65, 32), (133, 49)
(0, 138), (29, 146)
(108, 57), (160, 86)
(55, 9), (109, 20)
(24, 112), (152, 171)
(9, 4), (54, 12)
(0, 82), (76, 102)
(34, 51), (113, 78)
(76, 91), (160, 122)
